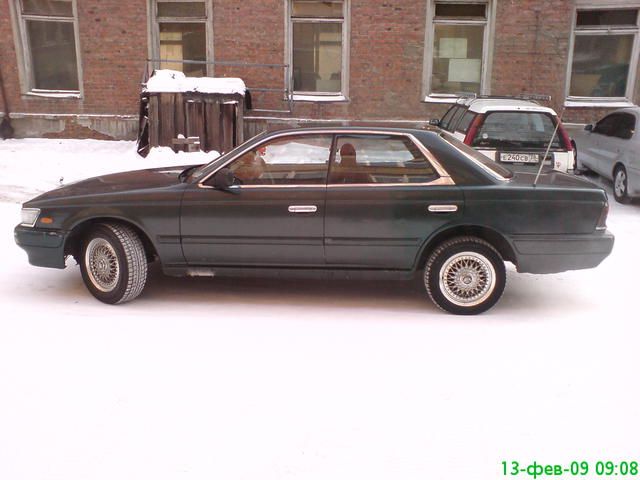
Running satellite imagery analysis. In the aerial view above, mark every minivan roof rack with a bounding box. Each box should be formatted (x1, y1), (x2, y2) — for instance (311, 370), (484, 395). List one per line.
(455, 93), (552, 105)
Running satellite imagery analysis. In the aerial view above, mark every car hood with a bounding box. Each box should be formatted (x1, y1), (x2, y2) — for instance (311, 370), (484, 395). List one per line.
(26, 165), (194, 205)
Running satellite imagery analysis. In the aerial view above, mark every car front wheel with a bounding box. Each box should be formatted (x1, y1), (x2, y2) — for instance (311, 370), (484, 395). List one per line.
(424, 236), (506, 315)
(80, 223), (148, 304)
(613, 165), (631, 204)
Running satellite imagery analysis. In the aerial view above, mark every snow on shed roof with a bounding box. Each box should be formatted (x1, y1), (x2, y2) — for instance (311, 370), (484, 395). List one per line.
(144, 69), (246, 95)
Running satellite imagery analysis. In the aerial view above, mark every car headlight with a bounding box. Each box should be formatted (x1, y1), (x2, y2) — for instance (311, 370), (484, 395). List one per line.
(20, 208), (41, 227)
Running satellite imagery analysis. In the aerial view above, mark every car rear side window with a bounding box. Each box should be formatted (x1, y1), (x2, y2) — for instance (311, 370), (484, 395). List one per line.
(439, 105), (459, 130)
(471, 111), (562, 149)
(330, 135), (439, 184)
(456, 111), (476, 134)
(447, 106), (468, 132)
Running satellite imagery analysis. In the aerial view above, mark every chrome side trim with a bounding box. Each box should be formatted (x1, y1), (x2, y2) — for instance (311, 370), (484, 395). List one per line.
(197, 129), (456, 189)
(328, 177), (455, 188)
(428, 204), (458, 213)
(199, 177), (455, 190)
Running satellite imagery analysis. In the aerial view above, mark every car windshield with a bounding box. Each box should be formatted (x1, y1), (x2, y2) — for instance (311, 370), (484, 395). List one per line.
(471, 111), (562, 149)
(440, 131), (513, 180)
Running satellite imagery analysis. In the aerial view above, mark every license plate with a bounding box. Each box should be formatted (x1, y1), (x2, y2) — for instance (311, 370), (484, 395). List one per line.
(500, 152), (540, 164)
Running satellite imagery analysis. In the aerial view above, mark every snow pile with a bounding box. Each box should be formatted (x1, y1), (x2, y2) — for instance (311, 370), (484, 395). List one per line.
(144, 69), (246, 95)
(0, 139), (218, 203)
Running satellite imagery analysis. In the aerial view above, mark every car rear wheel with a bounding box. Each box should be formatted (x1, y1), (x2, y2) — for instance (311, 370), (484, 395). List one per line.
(424, 236), (506, 315)
(80, 223), (148, 304)
(613, 165), (631, 204)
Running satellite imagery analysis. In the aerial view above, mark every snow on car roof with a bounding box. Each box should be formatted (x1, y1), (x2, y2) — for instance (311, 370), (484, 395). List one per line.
(466, 98), (557, 115)
(144, 69), (246, 95)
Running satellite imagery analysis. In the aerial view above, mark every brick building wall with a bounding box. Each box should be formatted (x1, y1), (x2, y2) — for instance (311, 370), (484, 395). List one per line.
(0, 0), (638, 140)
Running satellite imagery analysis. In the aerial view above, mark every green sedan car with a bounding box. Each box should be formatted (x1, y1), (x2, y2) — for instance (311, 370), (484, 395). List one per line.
(15, 127), (614, 314)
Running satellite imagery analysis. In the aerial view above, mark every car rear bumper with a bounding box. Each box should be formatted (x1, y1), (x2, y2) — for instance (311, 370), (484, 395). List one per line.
(511, 230), (614, 274)
(14, 225), (68, 269)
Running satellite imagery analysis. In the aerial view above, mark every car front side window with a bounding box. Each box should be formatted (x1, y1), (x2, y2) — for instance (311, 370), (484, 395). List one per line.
(593, 114), (618, 136)
(610, 113), (636, 139)
(329, 135), (439, 185)
(226, 135), (333, 185)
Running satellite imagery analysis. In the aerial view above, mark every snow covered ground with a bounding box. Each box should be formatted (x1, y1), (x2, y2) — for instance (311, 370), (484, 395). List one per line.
(0, 139), (638, 480)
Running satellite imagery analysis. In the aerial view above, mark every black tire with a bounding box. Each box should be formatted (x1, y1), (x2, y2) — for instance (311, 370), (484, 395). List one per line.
(424, 236), (506, 315)
(613, 165), (631, 204)
(79, 223), (148, 304)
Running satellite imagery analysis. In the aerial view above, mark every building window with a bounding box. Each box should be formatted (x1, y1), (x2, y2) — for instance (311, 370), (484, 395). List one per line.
(567, 8), (640, 102)
(423, 1), (494, 100)
(150, 0), (213, 77)
(289, 0), (349, 100)
(11, 0), (82, 94)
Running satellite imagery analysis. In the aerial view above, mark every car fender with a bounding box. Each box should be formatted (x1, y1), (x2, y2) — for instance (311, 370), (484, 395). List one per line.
(412, 223), (516, 272)
(61, 207), (171, 265)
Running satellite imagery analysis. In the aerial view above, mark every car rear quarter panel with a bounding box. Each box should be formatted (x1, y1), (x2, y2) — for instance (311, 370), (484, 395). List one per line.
(461, 185), (606, 235)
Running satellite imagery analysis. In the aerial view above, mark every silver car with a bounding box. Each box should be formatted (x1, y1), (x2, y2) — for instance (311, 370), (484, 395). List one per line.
(573, 107), (640, 203)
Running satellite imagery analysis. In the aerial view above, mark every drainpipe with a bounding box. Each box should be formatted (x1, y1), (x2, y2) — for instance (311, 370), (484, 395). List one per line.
(0, 64), (15, 139)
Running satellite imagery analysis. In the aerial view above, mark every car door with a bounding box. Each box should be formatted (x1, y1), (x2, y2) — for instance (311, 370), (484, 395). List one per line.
(324, 132), (462, 269)
(583, 114), (618, 176)
(180, 133), (332, 266)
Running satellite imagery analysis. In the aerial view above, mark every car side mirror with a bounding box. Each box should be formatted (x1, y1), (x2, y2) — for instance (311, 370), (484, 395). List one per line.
(212, 168), (235, 191)
(584, 124), (593, 132)
(429, 118), (440, 126)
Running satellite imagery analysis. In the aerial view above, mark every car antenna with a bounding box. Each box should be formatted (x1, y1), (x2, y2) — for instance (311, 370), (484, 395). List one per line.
(534, 106), (565, 186)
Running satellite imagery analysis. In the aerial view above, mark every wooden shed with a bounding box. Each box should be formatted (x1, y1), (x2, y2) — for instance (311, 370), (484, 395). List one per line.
(137, 70), (245, 156)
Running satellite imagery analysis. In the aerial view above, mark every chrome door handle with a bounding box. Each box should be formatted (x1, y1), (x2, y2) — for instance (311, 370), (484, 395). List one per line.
(288, 205), (318, 213)
(428, 204), (458, 213)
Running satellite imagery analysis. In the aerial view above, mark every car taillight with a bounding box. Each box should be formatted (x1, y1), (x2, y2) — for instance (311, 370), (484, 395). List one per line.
(464, 114), (484, 145)
(557, 122), (573, 151)
(596, 202), (608, 231)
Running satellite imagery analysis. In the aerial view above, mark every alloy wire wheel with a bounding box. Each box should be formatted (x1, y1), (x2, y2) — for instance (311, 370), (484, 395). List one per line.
(440, 251), (496, 306)
(424, 236), (506, 315)
(613, 166), (631, 204)
(86, 237), (120, 292)
(80, 223), (148, 304)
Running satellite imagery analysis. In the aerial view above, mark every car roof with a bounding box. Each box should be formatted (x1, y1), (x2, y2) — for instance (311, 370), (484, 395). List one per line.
(264, 125), (437, 136)
(461, 98), (557, 115)
(612, 106), (640, 116)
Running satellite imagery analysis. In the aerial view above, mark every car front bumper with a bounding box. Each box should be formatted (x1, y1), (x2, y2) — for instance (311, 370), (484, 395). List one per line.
(511, 230), (615, 274)
(14, 225), (68, 269)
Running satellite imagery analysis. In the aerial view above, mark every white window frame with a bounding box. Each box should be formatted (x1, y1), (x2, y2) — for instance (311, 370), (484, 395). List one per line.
(8, 0), (83, 98)
(148, 0), (214, 77)
(285, 0), (350, 102)
(565, 2), (640, 107)
(422, 0), (496, 103)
